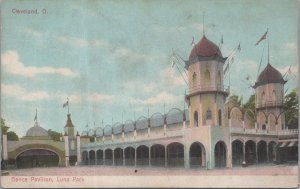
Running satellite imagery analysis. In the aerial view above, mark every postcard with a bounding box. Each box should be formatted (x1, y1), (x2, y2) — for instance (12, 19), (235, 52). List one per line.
(1, 0), (299, 188)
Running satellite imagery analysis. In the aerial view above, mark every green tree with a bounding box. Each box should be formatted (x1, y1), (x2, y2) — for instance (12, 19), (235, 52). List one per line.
(7, 131), (19, 141)
(228, 95), (243, 106)
(48, 129), (63, 141)
(284, 89), (298, 129)
(242, 94), (256, 121)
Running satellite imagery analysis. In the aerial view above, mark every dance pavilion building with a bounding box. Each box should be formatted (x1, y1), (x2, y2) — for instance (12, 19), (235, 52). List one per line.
(79, 35), (298, 169)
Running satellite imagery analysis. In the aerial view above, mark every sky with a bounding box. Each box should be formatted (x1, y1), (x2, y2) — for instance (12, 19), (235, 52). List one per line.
(1, 0), (298, 137)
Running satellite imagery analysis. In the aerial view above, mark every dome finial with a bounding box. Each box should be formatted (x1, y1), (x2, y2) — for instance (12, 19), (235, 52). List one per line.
(34, 108), (38, 125)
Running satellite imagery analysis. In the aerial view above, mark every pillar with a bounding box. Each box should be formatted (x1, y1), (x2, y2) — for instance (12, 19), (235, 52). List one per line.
(123, 149), (125, 166)
(183, 121), (186, 129)
(243, 142), (246, 162)
(112, 149), (115, 166)
(226, 142), (232, 168)
(2, 133), (8, 161)
(103, 150), (106, 165)
(64, 134), (69, 167)
(266, 143), (269, 162)
(122, 131), (125, 141)
(255, 142), (258, 164)
(242, 121), (245, 131)
(134, 148), (137, 167)
(164, 146), (167, 167)
(148, 127), (151, 138)
(95, 151), (98, 165)
(76, 133), (81, 164)
(112, 134), (114, 142)
(94, 136), (97, 143)
(149, 147), (151, 166)
(102, 135), (104, 142)
(229, 118), (232, 130)
(184, 145), (190, 168)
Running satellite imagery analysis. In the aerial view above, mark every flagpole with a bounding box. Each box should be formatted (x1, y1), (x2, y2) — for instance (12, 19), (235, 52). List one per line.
(67, 98), (69, 114)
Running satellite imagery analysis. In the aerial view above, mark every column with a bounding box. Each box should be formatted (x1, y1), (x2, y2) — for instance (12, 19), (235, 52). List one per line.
(255, 143), (258, 164)
(123, 149), (125, 166)
(243, 142), (246, 163)
(64, 134), (69, 167)
(122, 131), (125, 141)
(242, 121), (245, 131)
(112, 134), (114, 142)
(149, 147), (151, 166)
(76, 133), (81, 164)
(103, 150), (106, 165)
(112, 150), (115, 166)
(226, 142), (232, 168)
(183, 121), (186, 129)
(229, 118), (232, 130)
(94, 136), (97, 143)
(164, 146), (168, 167)
(2, 133), (8, 161)
(184, 145), (190, 168)
(102, 136), (104, 142)
(266, 143), (269, 162)
(134, 148), (137, 167)
(95, 151), (98, 165)
(148, 127), (151, 138)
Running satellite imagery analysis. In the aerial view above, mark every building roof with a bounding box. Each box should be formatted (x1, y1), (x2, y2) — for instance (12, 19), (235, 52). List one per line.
(26, 122), (49, 137)
(65, 114), (74, 128)
(189, 35), (223, 61)
(254, 63), (286, 88)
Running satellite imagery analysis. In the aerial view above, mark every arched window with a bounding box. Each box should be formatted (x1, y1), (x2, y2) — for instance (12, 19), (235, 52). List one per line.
(217, 71), (221, 86)
(272, 90), (276, 101)
(194, 111), (198, 127)
(262, 124), (266, 130)
(206, 108), (212, 120)
(218, 109), (222, 126)
(205, 69), (210, 81)
(261, 92), (265, 104)
(192, 72), (197, 87)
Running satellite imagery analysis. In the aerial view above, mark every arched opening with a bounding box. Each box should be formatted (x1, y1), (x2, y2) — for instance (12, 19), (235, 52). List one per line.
(261, 91), (265, 104)
(257, 141), (267, 163)
(104, 149), (113, 166)
(89, 150), (96, 165)
(189, 142), (206, 168)
(268, 114), (276, 131)
(114, 148), (123, 166)
(205, 108), (212, 125)
(96, 150), (103, 165)
(218, 109), (222, 126)
(194, 111), (198, 127)
(136, 145), (149, 166)
(167, 142), (184, 167)
(124, 147), (135, 166)
(16, 149), (59, 169)
(268, 141), (277, 163)
(272, 90), (276, 101)
(151, 144), (165, 167)
(217, 71), (221, 86)
(205, 69), (210, 81)
(262, 124), (266, 130)
(232, 140), (244, 165)
(82, 151), (88, 165)
(214, 141), (226, 168)
(192, 72), (197, 87)
(245, 140), (256, 165)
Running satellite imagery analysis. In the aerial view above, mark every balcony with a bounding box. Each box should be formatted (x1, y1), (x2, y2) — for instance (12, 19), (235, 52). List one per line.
(230, 126), (298, 136)
(256, 100), (283, 109)
(188, 84), (229, 95)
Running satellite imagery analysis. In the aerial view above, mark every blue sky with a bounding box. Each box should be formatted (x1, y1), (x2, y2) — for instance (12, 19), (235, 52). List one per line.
(1, 0), (298, 137)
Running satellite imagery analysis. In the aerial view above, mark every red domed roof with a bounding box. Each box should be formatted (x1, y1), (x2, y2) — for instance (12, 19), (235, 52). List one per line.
(189, 36), (223, 61)
(254, 63), (286, 88)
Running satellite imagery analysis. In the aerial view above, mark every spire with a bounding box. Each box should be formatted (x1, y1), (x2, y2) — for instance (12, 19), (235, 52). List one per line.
(65, 113), (74, 128)
(202, 12), (205, 36)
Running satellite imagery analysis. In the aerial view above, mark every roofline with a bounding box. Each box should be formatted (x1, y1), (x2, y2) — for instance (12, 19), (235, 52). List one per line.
(252, 80), (287, 88)
(185, 56), (227, 69)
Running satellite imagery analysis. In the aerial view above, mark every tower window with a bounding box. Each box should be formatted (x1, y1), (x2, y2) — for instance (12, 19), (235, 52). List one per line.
(217, 71), (221, 86)
(218, 109), (222, 126)
(192, 72), (197, 87)
(261, 91), (265, 104)
(206, 108), (212, 120)
(272, 90), (276, 101)
(194, 111), (198, 127)
(205, 69), (210, 81)
(262, 124), (266, 130)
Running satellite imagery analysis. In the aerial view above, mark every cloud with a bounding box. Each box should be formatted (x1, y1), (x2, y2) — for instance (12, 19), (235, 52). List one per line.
(54, 35), (109, 48)
(277, 65), (298, 77)
(1, 83), (51, 101)
(111, 47), (147, 63)
(24, 28), (43, 37)
(1, 51), (78, 78)
(88, 93), (114, 102)
(124, 80), (159, 94)
(284, 42), (297, 53)
(191, 23), (213, 34)
(130, 91), (179, 106)
(160, 67), (186, 88)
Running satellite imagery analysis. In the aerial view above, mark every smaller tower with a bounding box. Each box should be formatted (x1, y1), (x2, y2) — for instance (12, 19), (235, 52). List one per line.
(65, 114), (75, 137)
(253, 63), (286, 131)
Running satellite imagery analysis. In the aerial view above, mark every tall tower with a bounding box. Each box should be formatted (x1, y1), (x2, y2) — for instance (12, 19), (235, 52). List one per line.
(65, 114), (75, 136)
(185, 35), (228, 128)
(253, 63), (286, 131)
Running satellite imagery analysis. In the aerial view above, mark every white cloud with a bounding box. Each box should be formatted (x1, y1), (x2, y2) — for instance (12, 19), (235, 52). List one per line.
(191, 23), (213, 34)
(1, 83), (51, 101)
(24, 28), (43, 37)
(1, 51), (78, 78)
(284, 42), (297, 53)
(54, 35), (109, 48)
(277, 65), (298, 77)
(160, 67), (186, 88)
(111, 47), (146, 63)
(88, 93), (114, 102)
(130, 91), (179, 106)
(124, 80), (159, 94)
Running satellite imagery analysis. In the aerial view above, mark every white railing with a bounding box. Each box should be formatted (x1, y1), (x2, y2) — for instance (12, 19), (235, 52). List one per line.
(189, 84), (229, 94)
(230, 127), (298, 136)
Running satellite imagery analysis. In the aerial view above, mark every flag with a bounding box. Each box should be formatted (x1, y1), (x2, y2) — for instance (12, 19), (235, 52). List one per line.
(255, 30), (268, 46)
(237, 43), (241, 51)
(191, 37), (195, 46)
(63, 100), (69, 108)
